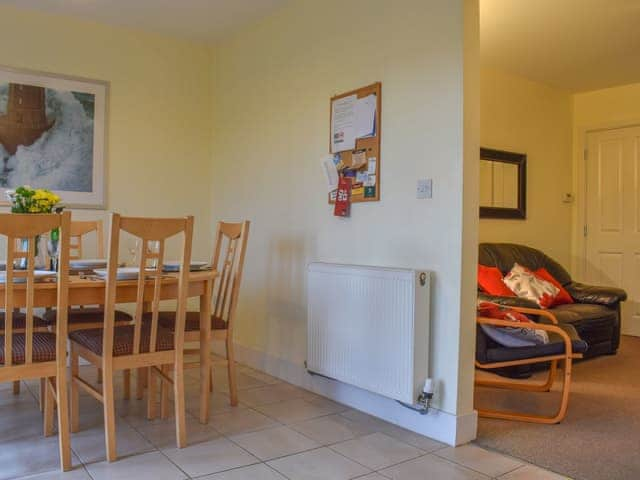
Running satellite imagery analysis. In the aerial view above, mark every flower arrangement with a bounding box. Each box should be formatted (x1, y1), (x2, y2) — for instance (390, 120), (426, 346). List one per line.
(6, 185), (61, 213)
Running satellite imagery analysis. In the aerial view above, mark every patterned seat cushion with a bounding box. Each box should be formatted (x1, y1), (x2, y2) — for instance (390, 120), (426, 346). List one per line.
(69, 324), (174, 357)
(0, 333), (57, 364)
(0, 312), (47, 331)
(42, 308), (133, 325)
(151, 311), (227, 332)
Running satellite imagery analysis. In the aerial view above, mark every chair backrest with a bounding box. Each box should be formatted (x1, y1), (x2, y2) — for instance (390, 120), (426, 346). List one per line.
(102, 214), (193, 360)
(211, 221), (249, 333)
(70, 220), (104, 260)
(0, 212), (71, 366)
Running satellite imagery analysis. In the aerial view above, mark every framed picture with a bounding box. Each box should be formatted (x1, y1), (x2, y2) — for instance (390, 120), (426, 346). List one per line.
(0, 65), (108, 208)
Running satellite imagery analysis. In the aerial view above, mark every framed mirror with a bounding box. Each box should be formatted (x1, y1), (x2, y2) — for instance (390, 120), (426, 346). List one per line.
(479, 148), (526, 219)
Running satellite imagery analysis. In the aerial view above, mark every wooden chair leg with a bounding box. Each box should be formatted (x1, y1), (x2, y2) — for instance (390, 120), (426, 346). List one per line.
(209, 367), (213, 393)
(199, 339), (211, 424)
(476, 358), (573, 424)
(226, 338), (238, 406)
(56, 366), (72, 471)
(160, 365), (171, 419)
(147, 367), (157, 420)
(43, 377), (55, 437)
(123, 369), (131, 400)
(97, 368), (103, 384)
(103, 366), (117, 462)
(476, 359), (559, 393)
(136, 367), (146, 400)
(13, 380), (20, 395)
(173, 360), (187, 448)
(70, 346), (80, 433)
(39, 378), (46, 412)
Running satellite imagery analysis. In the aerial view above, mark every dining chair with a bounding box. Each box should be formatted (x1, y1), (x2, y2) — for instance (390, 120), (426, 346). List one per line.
(69, 213), (193, 461)
(154, 220), (249, 421)
(0, 212), (72, 471)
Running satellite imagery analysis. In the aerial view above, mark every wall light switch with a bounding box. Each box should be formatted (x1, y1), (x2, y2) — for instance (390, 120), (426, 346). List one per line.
(417, 179), (432, 199)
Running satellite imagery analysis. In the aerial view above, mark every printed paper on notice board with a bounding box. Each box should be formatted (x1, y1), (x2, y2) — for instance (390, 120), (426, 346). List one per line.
(331, 94), (357, 153)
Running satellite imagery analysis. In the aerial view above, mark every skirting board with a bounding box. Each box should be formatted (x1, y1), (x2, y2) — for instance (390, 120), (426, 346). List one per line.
(210, 340), (478, 446)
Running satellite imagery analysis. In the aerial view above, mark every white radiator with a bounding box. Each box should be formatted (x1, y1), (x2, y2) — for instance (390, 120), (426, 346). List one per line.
(307, 263), (431, 405)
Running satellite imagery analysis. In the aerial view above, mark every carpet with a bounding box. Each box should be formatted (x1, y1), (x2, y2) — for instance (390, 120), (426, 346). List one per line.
(475, 335), (640, 480)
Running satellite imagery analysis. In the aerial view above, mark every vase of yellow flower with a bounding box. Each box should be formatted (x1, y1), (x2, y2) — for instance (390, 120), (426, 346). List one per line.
(6, 186), (62, 269)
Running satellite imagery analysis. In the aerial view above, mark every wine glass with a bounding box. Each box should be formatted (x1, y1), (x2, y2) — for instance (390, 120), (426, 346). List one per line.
(128, 238), (140, 267)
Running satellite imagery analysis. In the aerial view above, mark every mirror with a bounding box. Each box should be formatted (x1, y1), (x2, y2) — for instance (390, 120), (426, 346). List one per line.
(479, 148), (526, 219)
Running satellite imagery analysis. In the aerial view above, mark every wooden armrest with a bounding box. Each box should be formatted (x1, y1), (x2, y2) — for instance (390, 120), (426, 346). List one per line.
(479, 301), (559, 324)
(477, 316), (572, 356)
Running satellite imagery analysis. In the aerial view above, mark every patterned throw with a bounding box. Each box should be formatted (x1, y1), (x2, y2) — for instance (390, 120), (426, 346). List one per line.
(503, 263), (560, 308)
(477, 301), (549, 347)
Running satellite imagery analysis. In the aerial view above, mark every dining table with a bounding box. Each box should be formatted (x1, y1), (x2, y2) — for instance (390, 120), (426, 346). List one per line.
(0, 268), (219, 424)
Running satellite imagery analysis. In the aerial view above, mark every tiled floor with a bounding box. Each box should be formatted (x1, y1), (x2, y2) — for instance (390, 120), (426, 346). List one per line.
(0, 364), (569, 480)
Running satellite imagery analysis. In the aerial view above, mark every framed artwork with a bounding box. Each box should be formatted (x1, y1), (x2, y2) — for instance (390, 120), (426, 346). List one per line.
(0, 65), (108, 208)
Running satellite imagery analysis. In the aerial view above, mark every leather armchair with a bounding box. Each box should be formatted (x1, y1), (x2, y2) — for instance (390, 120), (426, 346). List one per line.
(479, 243), (627, 357)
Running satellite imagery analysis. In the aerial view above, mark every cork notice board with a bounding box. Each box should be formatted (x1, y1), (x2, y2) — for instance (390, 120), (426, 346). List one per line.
(329, 82), (381, 203)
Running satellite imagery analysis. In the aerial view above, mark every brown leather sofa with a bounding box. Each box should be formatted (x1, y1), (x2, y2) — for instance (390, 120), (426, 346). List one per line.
(478, 243), (627, 357)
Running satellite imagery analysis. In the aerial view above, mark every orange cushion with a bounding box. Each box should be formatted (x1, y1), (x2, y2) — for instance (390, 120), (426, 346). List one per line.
(534, 268), (574, 306)
(478, 264), (515, 297)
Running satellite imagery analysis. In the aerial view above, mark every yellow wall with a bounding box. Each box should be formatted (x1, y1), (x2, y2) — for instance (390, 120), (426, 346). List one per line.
(0, 5), (214, 259)
(479, 68), (573, 266)
(211, 0), (477, 417)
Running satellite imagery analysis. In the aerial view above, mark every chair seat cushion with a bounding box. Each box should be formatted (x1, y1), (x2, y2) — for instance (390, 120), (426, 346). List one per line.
(42, 308), (133, 325)
(0, 333), (57, 364)
(69, 325), (174, 357)
(482, 323), (588, 364)
(0, 312), (47, 330)
(151, 311), (227, 332)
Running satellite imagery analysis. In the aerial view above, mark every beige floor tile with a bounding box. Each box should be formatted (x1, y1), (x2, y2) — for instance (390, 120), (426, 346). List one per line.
(86, 451), (186, 480)
(354, 475), (389, 480)
(291, 414), (375, 445)
(380, 454), (490, 480)
(71, 420), (154, 464)
(0, 387), (38, 408)
(498, 464), (569, 480)
(239, 366), (282, 385)
(213, 371), (269, 392)
(210, 407), (279, 435)
(199, 463), (288, 480)
(435, 444), (523, 477)
(162, 437), (259, 477)
(0, 401), (49, 441)
(135, 414), (220, 449)
(239, 383), (309, 407)
(339, 409), (397, 432)
(14, 467), (92, 480)
(256, 398), (344, 424)
(0, 435), (71, 480)
(267, 447), (371, 480)
(186, 391), (242, 416)
(331, 432), (423, 470)
(230, 425), (319, 461)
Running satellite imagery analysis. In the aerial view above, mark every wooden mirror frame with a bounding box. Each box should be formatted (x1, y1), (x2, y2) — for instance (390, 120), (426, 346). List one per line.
(479, 147), (527, 220)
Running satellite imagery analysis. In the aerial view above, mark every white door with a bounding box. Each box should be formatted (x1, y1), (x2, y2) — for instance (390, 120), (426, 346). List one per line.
(585, 126), (640, 336)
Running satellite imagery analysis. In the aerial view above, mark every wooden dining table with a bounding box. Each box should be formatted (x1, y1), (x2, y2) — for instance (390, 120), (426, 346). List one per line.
(0, 268), (218, 424)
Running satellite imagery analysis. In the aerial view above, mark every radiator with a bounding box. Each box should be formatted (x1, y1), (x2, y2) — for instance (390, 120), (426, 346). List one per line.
(307, 263), (431, 405)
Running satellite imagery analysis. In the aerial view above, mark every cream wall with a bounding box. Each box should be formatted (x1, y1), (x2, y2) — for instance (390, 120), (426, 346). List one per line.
(0, 6), (214, 260)
(479, 67), (573, 266)
(211, 0), (478, 421)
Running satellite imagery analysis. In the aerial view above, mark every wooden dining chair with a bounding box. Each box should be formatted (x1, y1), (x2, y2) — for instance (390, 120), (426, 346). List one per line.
(70, 220), (105, 260)
(69, 213), (193, 462)
(0, 212), (72, 471)
(154, 220), (249, 422)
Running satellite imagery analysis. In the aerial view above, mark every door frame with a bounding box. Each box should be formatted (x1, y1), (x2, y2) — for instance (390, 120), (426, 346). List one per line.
(573, 119), (640, 281)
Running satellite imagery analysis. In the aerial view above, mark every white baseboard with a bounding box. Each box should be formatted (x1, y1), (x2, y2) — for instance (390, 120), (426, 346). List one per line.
(212, 341), (477, 446)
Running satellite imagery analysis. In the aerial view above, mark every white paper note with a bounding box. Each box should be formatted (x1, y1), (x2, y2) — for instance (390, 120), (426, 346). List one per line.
(354, 94), (376, 139)
(331, 94), (357, 153)
(367, 157), (377, 174)
(321, 154), (339, 192)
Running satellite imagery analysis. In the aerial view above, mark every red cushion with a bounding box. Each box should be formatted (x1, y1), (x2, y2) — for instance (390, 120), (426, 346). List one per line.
(534, 268), (574, 306)
(478, 265), (516, 297)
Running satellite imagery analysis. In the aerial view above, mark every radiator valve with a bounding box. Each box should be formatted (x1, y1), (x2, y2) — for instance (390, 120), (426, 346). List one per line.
(417, 378), (434, 409)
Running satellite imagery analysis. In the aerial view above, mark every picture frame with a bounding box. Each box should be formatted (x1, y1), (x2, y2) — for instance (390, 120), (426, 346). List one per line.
(0, 65), (108, 209)
(479, 147), (527, 220)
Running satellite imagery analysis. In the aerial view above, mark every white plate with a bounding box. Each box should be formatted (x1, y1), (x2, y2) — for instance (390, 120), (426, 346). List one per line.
(93, 267), (139, 281)
(0, 270), (56, 283)
(70, 258), (107, 268)
(163, 261), (209, 272)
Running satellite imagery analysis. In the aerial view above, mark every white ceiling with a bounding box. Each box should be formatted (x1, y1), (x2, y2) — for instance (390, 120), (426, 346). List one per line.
(481, 0), (640, 92)
(0, 0), (289, 43)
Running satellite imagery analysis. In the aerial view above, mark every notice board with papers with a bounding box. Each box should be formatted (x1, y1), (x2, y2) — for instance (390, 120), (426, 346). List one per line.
(328, 82), (381, 204)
